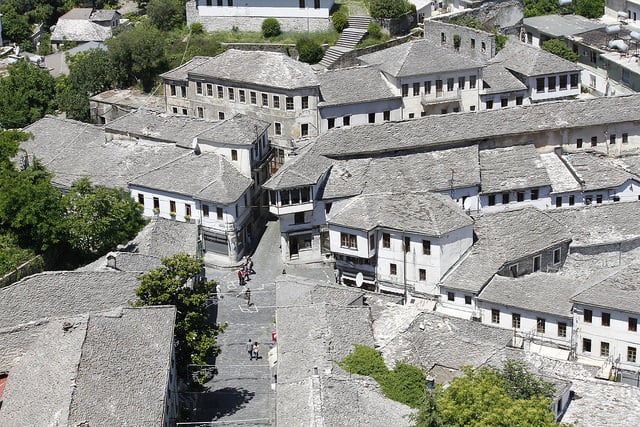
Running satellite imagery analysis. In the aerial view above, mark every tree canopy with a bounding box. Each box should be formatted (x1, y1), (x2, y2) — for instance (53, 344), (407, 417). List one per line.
(147, 0), (186, 32)
(542, 39), (579, 63)
(574, 0), (605, 19)
(368, 0), (414, 19)
(132, 254), (226, 377)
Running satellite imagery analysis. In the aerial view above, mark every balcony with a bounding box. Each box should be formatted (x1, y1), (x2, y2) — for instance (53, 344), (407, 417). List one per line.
(421, 89), (462, 106)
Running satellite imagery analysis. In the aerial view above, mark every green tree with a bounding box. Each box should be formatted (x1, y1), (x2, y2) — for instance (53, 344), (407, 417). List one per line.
(297, 37), (324, 64)
(147, 0), (185, 32)
(0, 60), (56, 129)
(523, 0), (559, 17)
(369, 0), (413, 19)
(106, 23), (166, 92)
(132, 253), (226, 377)
(412, 389), (444, 427)
(575, 0), (604, 18)
(61, 178), (145, 259)
(0, 232), (35, 277)
(0, 129), (28, 169)
(492, 359), (556, 400)
(542, 39), (579, 63)
(0, 9), (32, 45)
(380, 362), (427, 408)
(332, 11), (348, 32)
(262, 17), (281, 38)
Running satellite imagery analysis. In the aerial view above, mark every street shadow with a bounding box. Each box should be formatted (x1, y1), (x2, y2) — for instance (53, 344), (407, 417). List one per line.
(193, 387), (256, 420)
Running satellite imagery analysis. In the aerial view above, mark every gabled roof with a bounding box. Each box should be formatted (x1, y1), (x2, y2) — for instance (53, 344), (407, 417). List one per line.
(562, 151), (639, 191)
(195, 114), (270, 146)
(493, 38), (582, 77)
(359, 39), (484, 77)
(160, 55), (212, 81)
(263, 144), (333, 190)
(318, 66), (400, 107)
(523, 14), (605, 37)
(327, 192), (474, 236)
(441, 208), (571, 293)
(186, 49), (319, 90)
(129, 152), (252, 204)
(51, 8), (115, 42)
(479, 144), (551, 194)
(571, 264), (640, 313)
(481, 63), (528, 94)
(539, 152), (582, 193)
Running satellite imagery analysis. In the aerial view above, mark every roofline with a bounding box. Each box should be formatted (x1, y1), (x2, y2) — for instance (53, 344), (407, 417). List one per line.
(318, 95), (402, 109)
(571, 300), (640, 315)
(186, 72), (320, 91)
(326, 219), (472, 238)
(475, 297), (573, 319)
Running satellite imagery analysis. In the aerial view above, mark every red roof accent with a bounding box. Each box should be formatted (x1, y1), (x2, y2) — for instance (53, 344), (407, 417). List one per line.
(0, 376), (7, 401)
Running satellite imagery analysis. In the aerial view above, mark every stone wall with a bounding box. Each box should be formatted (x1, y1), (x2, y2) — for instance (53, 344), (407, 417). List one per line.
(434, 0), (523, 34)
(328, 33), (416, 69)
(375, 12), (418, 37)
(424, 20), (496, 59)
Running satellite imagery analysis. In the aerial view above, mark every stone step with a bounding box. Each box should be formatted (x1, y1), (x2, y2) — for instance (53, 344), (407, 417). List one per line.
(348, 15), (372, 30)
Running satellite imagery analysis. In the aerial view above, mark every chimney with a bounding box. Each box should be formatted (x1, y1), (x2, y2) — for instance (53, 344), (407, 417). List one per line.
(106, 254), (117, 270)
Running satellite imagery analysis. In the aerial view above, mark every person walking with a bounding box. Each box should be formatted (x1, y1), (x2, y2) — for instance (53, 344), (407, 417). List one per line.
(247, 339), (254, 360)
(247, 256), (255, 274)
(252, 341), (260, 360)
(237, 269), (244, 286)
(244, 287), (251, 306)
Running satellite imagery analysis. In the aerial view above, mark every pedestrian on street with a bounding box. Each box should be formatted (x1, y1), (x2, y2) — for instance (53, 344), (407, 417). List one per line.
(252, 341), (260, 360)
(247, 256), (255, 274)
(243, 266), (250, 282)
(237, 269), (244, 286)
(244, 287), (251, 306)
(216, 283), (222, 299)
(247, 339), (253, 360)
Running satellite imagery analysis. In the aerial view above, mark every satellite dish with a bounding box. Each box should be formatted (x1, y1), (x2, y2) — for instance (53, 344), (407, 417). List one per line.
(355, 272), (364, 287)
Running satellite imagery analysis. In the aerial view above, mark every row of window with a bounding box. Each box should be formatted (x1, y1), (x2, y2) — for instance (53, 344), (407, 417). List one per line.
(340, 232), (432, 255)
(485, 96), (524, 109)
(385, 263), (427, 280)
(576, 133), (628, 148)
(583, 309), (638, 330)
(487, 189), (539, 206)
(269, 187), (312, 206)
(535, 74), (579, 93)
(139, 193), (227, 220)
(193, 82), (310, 111)
(327, 111), (393, 129)
(441, 32), (487, 53)
(490, 310), (565, 336)
(582, 339), (637, 362)
(205, 0), (321, 7)
(401, 76), (477, 97)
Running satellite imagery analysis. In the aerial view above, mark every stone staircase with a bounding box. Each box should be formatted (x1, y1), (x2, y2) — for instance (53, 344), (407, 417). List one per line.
(319, 15), (371, 69)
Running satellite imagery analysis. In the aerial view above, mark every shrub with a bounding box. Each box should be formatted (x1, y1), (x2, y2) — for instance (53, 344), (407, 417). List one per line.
(338, 344), (389, 381)
(297, 37), (324, 64)
(367, 22), (382, 39)
(190, 22), (204, 35)
(380, 362), (427, 408)
(332, 11), (349, 32)
(369, 0), (413, 19)
(542, 39), (579, 62)
(262, 18), (281, 38)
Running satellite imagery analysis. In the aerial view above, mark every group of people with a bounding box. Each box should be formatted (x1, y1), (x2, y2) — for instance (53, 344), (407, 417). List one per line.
(236, 256), (255, 286)
(247, 339), (260, 360)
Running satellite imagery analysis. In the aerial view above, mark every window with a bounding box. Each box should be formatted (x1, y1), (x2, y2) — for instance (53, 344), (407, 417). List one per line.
(170, 85), (176, 96)
(169, 200), (176, 213)
(299, 0), (304, 7)
(465, 295), (472, 305)
(327, 118), (335, 129)
(423, 240), (431, 255)
(558, 322), (567, 337)
(600, 342), (610, 357)
(369, 234), (375, 250)
(409, 113), (415, 119)
(137, 193), (144, 205)
(382, 233), (390, 248)
(182, 108), (188, 115)
(185, 203), (191, 217)
(172, 107), (178, 114)
(570, 73), (579, 89)
(250, 91), (257, 104)
(286, 97), (294, 110)
(602, 312), (610, 327)
(301, 124), (309, 137)
(502, 193), (509, 204)
(302, 96), (309, 109)
(383, 110), (390, 121)
(218, 111), (225, 120)
(585, 195), (593, 205)
(368, 113), (376, 124)
(202, 204), (209, 217)
(596, 194), (603, 204)
(559, 75), (567, 90)
(488, 195), (496, 206)
(314, 0), (320, 9)
(516, 96), (523, 105)
(510, 264), (518, 277)
(536, 77), (545, 92)
(583, 338), (592, 352)
(294, 212), (305, 224)
(491, 309), (500, 324)
(629, 317), (637, 332)
(440, 109), (447, 115)
(197, 107), (204, 118)
(536, 318), (546, 334)
(231, 149), (238, 161)
(517, 191), (524, 202)
(628, 346), (637, 363)
(413, 82), (420, 96)
(425, 81), (431, 94)
(153, 197), (159, 209)
(486, 100), (493, 110)
(623, 133), (629, 143)
(275, 122), (282, 135)
(481, 41), (486, 52)
(196, 82), (203, 94)
(553, 248), (561, 264)
(262, 93), (268, 106)
(512, 313), (521, 329)
(441, 32), (446, 44)
(324, 202), (332, 214)
(402, 84), (409, 97)
(181, 86), (187, 97)
(273, 96), (280, 109)
(458, 76), (465, 89)
(576, 138), (583, 148)
(217, 86), (224, 98)
(447, 291), (455, 301)
(207, 84), (213, 96)
(343, 115), (350, 126)
(470, 76), (476, 89)
(531, 189), (539, 200)
(501, 98), (508, 108)
(216, 207), (223, 220)
(610, 134), (616, 144)
(533, 255), (541, 272)
(390, 263), (397, 275)
(569, 195), (575, 206)
(584, 309), (592, 323)
(419, 269), (426, 281)
(404, 236), (410, 252)
(555, 196), (562, 208)
(447, 78), (454, 92)
(471, 38), (476, 48)
(547, 76), (556, 92)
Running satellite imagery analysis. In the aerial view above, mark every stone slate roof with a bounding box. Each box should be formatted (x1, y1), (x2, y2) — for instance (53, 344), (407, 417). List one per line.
(276, 277), (365, 307)
(51, 8), (114, 42)
(315, 95), (640, 157)
(562, 152), (638, 191)
(571, 264), (640, 313)
(493, 38), (582, 77)
(523, 14), (605, 38)
(381, 311), (513, 370)
(478, 272), (592, 318)
(322, 145), (480, 199)
(359, 39), (483, 77)
(263, 144), (333, 190)
(129, 152), (252, 204)
(21, 116), (185, 189)
(539, 152), (582, 193)
(318, 66), (399, 107)
(481, 63), (528, 94)
(186, 49), (319, 90)
(479, 144), (551, 194)
(547, 201), (640, 247)
(106, 108), (219, 149)
(441, 208), (571, 293)
(78, 251), (162, 273)
(195, 114), (270, 146)
(327, 192), (473, 236)
(89, 89), (165, 112)
(68, 306), (175, 426)
(159, 55), (211, 81)
(127, 217), (199, 257)
(0, 271), (141, 329)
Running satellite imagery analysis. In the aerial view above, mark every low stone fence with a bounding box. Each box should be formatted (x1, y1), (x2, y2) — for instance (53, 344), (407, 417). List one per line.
(0, 255), (44, 288)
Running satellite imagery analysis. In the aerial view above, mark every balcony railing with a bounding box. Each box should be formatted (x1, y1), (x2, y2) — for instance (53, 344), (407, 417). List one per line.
(421, 89), (462, 106)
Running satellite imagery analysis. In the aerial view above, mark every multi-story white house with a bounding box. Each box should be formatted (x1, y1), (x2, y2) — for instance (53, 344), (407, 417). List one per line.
(185, 0), (334, 33)
(327, 192), (474, 295)
(479, 63), (530, 110)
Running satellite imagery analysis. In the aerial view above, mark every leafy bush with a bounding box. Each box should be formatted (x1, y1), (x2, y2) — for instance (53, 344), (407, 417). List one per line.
(367, 22), (382, 39)
(338, 344), (389, 381)
(542, 39), (579, 62)
(296, 37), (324, 64)
(190, 22), (204, 35)
(262, 18), (281, 38)
(574, 0), (604, 18)
(369, 0), (413, 19)
(332, 11), (349, 32)
(449, 16), (484, 30)
(380, 362), (427, 408)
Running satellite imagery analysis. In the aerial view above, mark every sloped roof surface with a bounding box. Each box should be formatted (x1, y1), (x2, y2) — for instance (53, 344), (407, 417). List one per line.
(493, 38), (582, 77)
(481, 63), (528, 94)
(479, 144), (551, 193)
(318, 66), (399, 107)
